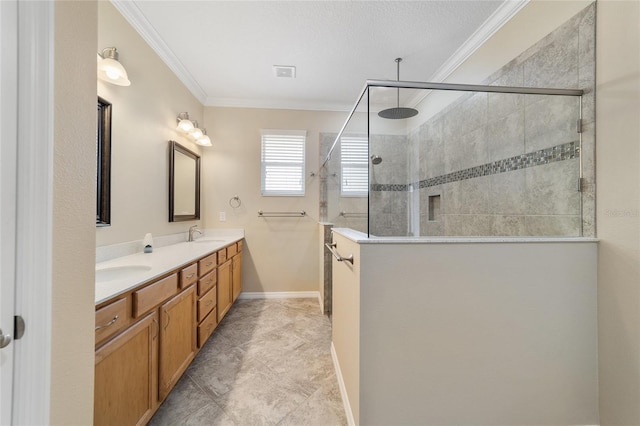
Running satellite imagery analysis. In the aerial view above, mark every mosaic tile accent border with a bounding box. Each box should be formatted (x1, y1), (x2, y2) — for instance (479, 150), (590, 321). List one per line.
(372, 140), (579, 192)
(370, 183), (409, 192)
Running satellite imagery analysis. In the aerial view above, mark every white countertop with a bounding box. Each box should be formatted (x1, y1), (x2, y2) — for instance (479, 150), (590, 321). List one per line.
(95, 230), (244, 305)
(331, 228), (599, 244)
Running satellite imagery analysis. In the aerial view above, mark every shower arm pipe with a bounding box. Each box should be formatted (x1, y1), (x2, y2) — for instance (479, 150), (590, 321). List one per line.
(322, 79), (584, 167)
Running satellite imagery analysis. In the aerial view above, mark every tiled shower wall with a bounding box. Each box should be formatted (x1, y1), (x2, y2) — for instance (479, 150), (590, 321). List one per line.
(320, 133), (409, 235)
(411, 4), (595, 237)
(369, 135), (409, 236)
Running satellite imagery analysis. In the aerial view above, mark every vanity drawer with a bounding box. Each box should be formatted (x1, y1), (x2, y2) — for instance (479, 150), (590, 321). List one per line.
(198, 270), (217, 296)
(180, 263), (198, 289)
(95, 297), (129, 346)
(217, 248), (227, 264)
(237, 240), (243, 252)
(198, 253), (217, 277)
(133, 274), (178, 318)
(197, 308), (218, 348)
(226, 243), (238, 258)
(197, 287), (217, 322)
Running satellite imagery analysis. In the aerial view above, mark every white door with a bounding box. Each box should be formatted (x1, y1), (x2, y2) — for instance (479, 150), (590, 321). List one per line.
(0, 0), (18, 423)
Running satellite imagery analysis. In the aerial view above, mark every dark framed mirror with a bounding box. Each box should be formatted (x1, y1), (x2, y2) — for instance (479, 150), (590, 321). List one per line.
(97, 97), (112, 226)
(169, 140), (201, 222)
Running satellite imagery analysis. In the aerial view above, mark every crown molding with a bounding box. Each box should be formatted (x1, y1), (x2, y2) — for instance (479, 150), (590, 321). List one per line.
(408, 0), (529, 108)
(111, 0), (208, 104)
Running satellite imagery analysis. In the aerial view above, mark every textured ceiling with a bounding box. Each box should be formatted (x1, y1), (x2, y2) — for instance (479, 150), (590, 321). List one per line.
(117, 0), (517, 111)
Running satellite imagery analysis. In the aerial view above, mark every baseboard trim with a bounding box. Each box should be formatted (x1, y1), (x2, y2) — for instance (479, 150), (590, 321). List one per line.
(237, 291), (320, 300)
(331, 342), (356, 426)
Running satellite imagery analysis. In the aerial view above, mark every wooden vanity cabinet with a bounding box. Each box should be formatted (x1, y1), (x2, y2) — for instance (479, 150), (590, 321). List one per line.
(232, 250), (242, 302)
(218, 241), (244, 322)
(217, 259), (233, 322)
(199, 252), (217, 277)
(227, 242), (237, 258)
(95, 297), (129, 347)
(133, 274), (178, 318)
(179, 263), (198, 289)
(95, 238), (244, 424)
(217, 247), (227, 264)
(159, 285), (196, 401)
(94, 311), (158, 426)
(195, 255), (218, 348)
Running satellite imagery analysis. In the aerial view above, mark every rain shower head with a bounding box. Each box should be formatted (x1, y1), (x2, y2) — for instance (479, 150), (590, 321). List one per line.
(378, 107), (418, 120)
(378, 58), (419, 120)
(371, 155), (383, 165)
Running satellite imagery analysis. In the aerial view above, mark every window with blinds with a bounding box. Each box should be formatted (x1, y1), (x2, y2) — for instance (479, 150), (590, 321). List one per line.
(261, 130), (306, 196)
(341, 136), (368, 196)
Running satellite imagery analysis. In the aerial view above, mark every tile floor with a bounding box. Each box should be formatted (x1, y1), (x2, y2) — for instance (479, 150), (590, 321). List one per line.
(149, 298), (347, 426)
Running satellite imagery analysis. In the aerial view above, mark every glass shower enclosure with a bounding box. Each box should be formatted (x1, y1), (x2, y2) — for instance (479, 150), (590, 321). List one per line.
(320, 80), (584, 238)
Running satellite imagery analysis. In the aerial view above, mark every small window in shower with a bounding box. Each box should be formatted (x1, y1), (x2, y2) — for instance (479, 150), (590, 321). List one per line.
(428, 195), (441, 221)
(340, 136), (368, 197)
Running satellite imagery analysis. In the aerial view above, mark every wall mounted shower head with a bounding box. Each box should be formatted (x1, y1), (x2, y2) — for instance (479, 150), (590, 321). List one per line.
(371, 155), (383, 165)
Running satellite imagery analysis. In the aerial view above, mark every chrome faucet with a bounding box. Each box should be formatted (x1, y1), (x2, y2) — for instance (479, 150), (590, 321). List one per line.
(188, 225), (203, 242)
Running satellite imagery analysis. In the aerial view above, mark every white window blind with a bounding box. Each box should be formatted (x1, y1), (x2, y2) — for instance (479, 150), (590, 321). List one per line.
(341, 136), (368, 196)
(261, 130), (306, 196)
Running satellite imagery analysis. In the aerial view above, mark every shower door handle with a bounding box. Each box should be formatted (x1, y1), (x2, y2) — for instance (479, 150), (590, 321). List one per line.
(325, 242), (354, 265)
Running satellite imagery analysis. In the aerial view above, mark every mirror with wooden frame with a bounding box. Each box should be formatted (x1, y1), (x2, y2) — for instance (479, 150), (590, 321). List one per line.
(169, 141), (200, 222)
(97, 97), (112, 226)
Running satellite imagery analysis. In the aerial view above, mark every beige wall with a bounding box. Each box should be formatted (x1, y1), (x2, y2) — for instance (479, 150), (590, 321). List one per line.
(51, 1), (97, 424)
(596, 1), (640, 423)
(97, 1), (204, 247)
(202, 107), (347, 293)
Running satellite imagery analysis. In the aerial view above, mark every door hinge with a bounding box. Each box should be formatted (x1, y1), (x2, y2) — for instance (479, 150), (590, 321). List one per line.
(576, 119), (583, 134)
(577, 177), (585, 192)
(14, 315), (25, 340)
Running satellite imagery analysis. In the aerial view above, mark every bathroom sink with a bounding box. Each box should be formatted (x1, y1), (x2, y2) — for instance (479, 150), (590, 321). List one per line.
(96, 265), (152, 283)
(192, 239), (225, 244)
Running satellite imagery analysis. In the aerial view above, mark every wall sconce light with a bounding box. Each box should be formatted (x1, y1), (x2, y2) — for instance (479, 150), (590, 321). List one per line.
(176, 113), (211, 146)
(97, 47), (131, 86)
(196, 129), (212, 147)
(189, 121), (204, 140)
(176, 112), (194, 132)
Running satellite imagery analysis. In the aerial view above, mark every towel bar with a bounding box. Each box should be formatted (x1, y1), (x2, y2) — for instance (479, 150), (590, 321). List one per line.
(258, 210), (306, 217)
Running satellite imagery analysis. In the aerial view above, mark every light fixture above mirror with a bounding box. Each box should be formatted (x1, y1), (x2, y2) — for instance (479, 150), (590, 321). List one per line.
(189, 121), (204, 140)
(176, 113), (212, 146)
(97, 47), (131, 86)
(176, 112), (194, 132)
(196, 129), (212, 147)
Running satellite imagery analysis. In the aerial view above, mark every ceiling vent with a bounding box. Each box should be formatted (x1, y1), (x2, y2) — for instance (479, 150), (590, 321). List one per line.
(273, 65), (296, 78)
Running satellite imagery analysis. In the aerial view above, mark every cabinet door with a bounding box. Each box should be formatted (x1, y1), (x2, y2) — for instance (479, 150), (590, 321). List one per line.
(232, 252), (242, 302)
(94, 311), (158, 426)
(217, 259), (232, 322)
(159, 285), (196, 401)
